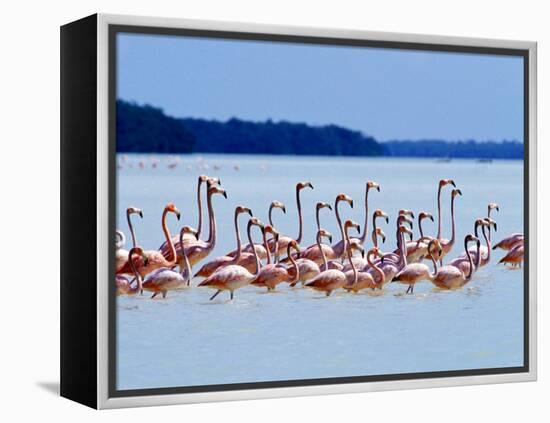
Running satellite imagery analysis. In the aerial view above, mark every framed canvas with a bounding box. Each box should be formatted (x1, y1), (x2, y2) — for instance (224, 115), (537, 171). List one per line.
(60, 13), (537, 409)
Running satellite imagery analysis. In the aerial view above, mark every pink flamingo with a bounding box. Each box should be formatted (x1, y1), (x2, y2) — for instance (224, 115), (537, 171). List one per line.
(348, 181), (380, 246)
(142, 226), (198, 298)
(437, 188), (462, 263)
(379, 215), (413, 265)
(116, 207), (143, 272)
(498, 242), (524, 268)
(403, 212), (435, 263)
(293, 202), (334, 265)
(304, 229), (348, 296)
(453, 218), (497, 268)
(198, 218), (265, 300)
(117, 203), (181, 277)
(392, 239), (442, 294)
(194, 206), (253, 278)
(430, 235), (481, 289)
(115, 230), (127, 273)
(251, 235), (300, 291)
(269, 182), (314, 258)
(448, 230), (484, 276)
(343, 227), (385, 272)
(493, 234), (524, 251)
(344, 246), (385, 293)
(116, 247), (146, 296)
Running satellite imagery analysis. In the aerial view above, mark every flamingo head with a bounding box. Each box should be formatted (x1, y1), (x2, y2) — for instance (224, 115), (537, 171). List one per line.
(375, 209), (390, 224)
(484, 218), (497, 232)
(264, 224), (280, 239)
(209, 185), (227, 199)
(287, 239), (300, 255)
(180, 225), (199, 241)
(488, 202), (500, 216)
(427, 239), (443, 258)
(348, 242), (365, 258)
(374, 227), (386, 244)
(369, 247), (384, 260)
(465, 234), (481, 250)
(399, 225), (414, 241)
(316, 201), (332, 211)
(270, 200), (286, 214)
(236, 206), (253, 217)
(297, 181), (314, 191)
(336, 193), (353, 208)
(165, 203), (181, 220)
(398, 209), (415, 219)
(367, 181), (380, 192)
(318, 229), (333, 244)
(129, 247), (148, 267)
(397, 214), (413, 228)
(452, 189), (462, 198)
(419, 211), (434, 222)
(248, 217), (265, 233)
(439, 179), (456, 188)
(127, 207), (143, 218)
(344, 219), (361, 234)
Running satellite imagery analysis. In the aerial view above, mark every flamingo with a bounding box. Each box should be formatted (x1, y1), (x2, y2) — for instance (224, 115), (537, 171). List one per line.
(453, 218), (497, 268)
(487, 202), (499, 242)
(304, 229), (348, 297)
(193, 206), (253, 278)
(435, 179), (456, 240)
(251, 234), (300, 292)
(493, 234), (524, 251)
(437, 188), (462, 264)
(449, 230), (484, 276)
(115, 230), (127, 273)
(498, 242), (524, 268)
(142, 226), (198, 298)
(430, 235), (481, 289)
(116, 203), (181, 277)
(116, 247), (146, 296)
(198, 218), (265, 300)
(292, 201), (333, 265)
(178, 185), (227, 268)
(348, 181), (380, 246)
(269, 182), (314, 258)
(392, 239), (442, 294)
(378, 215), (413, 265)
(116, 207), (143, 272)
(344, 246), (385, 293)
(403, 212), (435, 263)
(344, 227), (386, 272)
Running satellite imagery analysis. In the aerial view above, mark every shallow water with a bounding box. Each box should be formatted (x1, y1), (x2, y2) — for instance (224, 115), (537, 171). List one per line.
(116, 154), (524, 390)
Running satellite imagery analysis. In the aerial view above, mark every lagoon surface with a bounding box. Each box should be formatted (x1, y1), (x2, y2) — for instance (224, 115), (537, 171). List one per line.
(116, 154), (524, 390)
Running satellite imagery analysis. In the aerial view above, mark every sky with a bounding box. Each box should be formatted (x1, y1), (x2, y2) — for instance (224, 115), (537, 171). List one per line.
(117, 32), (524, 142)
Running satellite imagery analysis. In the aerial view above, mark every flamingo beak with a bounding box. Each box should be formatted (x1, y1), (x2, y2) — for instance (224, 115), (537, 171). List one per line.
(141, 253), (149, 267)
(247, 208), (253, 217)
(376, 185), (380, 192)
(328, 235), (333, 243)
(175, 210), (181, 220)
(138, 210), (143, 218)
(222, 190), (228, 199)
(356, 224), (361, 234)
(282, 205), (286, 213)
(349, 199), (354, 208)
(429, 215), (434, 222)
(327, 204), (333, 211)
(382, 236), (386, 244)
(307, 182), (314, 189)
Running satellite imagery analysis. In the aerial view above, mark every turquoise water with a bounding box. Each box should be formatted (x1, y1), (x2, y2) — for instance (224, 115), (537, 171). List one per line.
(116, 154), (524, 390)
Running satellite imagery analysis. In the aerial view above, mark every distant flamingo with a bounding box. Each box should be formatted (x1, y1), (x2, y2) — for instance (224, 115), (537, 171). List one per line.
(392, 239), (442, 294)
(438, 188), (462, 263)
(270, 182), (314, 258)
(251, 236), (300, 291)
(305, 229), (348, 296)
(498, 242), (524, 268)
(430, 235), (481, 289)
(198, 218), (265, 300)
(194, 206), (253, 278)
(116, 247), (146, 296)
(117, 203), (181, 277)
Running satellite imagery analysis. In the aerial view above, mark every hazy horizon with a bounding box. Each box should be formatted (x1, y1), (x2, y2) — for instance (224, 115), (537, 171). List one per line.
(117, 33), (524, 143)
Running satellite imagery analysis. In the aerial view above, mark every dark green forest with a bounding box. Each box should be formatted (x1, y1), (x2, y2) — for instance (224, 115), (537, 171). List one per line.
(116, 100), (523, 159)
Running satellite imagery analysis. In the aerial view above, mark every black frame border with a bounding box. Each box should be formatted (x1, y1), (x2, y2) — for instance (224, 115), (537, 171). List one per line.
(107, 24), (530, 399)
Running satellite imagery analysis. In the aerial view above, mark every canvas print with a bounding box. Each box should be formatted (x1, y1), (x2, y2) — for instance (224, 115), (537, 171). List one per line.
(113, 30), (526, 392)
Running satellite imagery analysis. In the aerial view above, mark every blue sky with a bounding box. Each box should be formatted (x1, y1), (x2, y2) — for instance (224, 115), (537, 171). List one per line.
(117, 33), (524, 142)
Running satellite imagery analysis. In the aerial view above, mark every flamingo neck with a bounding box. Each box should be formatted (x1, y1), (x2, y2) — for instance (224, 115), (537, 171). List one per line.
(196, 178), (204, 238)
(315, 208), (322, 232)
(296, 188), (304, 243)
(269, 205), (275, 227)
(429, 252), (438, 279)
(372, 216), (378, 247)
(437, 185), (443, 239)
(450, 195), (457, 245)
(287, 244), (299, 284)
(335, 200), (345, 248)
(317, 233), (328, 269)
(234, 211), (242, 260)
(162, 209), (177, 265)
(367, 251), (384, 285)
(400, 231), (408, 268)
(360, 186), (370, 243)
(482, 225), (490, 263)
(127, 211), (138, 248)
(347, 246), (357, 285)
(418, 217), (425, 238)
(179, 233), (192, 284)
(206, 191), (216, 247)
(247, 224), (261, 276)
(465, 239), (474, 280)
(128, 249), (143, 292)
(262, 230), (271, 265)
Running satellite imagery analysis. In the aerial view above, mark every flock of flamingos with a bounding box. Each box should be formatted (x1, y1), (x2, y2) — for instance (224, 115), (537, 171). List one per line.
(115, 176), (525, 300)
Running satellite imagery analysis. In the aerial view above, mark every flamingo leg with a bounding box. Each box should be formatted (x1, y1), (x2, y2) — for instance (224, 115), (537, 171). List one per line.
(326, 291), (332, 297)
(230, 291), (234, 300)
(162, 291), (167, 299)
(209, 290), (221, 301)
(151, 292), (158, 299)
